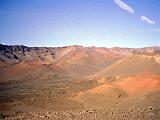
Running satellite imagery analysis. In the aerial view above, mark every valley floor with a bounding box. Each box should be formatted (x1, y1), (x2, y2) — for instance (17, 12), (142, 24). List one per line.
(0, 73), (160, 120)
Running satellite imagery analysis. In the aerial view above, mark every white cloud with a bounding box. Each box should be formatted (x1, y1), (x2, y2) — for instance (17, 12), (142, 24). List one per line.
(140, 16), (156, 25)
(113, 0), (134, 14)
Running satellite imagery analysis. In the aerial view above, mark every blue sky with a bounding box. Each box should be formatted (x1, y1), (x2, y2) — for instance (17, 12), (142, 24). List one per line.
(0, 0), (160, 48)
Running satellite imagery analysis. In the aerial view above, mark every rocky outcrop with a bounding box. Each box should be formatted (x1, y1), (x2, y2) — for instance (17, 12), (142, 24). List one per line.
(0, 44), (56, 62)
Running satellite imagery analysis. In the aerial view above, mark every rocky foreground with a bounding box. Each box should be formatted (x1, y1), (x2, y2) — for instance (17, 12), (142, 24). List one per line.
(1, 107), (160, 120)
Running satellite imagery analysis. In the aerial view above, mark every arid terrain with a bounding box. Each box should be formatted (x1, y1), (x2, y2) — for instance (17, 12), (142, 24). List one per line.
(0, 44), (160, 120)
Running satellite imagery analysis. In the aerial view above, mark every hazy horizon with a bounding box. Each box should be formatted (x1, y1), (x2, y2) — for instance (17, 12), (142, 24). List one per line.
(0, 43), (160, 48)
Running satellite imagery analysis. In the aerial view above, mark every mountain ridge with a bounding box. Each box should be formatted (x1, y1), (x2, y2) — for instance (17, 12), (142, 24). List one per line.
(0, 43), (160, 62)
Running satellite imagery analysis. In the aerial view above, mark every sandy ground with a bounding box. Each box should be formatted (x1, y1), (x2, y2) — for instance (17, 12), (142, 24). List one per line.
(0, 61), (160, 119)
(0, 74), (160, 120)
